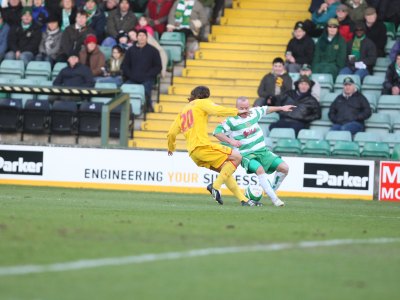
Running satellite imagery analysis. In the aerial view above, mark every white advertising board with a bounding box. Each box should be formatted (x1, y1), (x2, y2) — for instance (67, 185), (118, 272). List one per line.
(0, 145), (374, 200)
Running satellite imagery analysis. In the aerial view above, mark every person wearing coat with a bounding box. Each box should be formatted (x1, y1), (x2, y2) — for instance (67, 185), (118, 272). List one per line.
(0, 11), (10, 61)
(269, 75), (321, 136)
(145, 0), (174, 35)
(79, 34), (106, 77)
(382, 52), (400, 95)
(36, 14), (62, 65)
(83, 0), (106, 43)
(364, 7), (387, 58)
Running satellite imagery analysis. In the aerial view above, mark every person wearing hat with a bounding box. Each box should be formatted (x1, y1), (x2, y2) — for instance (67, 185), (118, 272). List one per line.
(346, 0), (368, 23)
(299, 64), (321, 101)
(339, 21), (377, 80)
(364, 6), (387, 58)
(0, 11), (10, 61)
(5, 6), (42, 66)
(84, 0), (106, 43)
(285, 21), (315, 73)
(382, 52), (400, 95)
(57, 9), (95, 62)
(312, 18), (347, 79)
(336, 3), (354, 42)
(269, 75), (321, 136)
(328, 76), (371, 135)
(36, 13), (62, 65)
(2, 0), (23, 27)
(79, 34), (106, 77)
(312, 0), (340, 27)
(58, 0), (78, 32)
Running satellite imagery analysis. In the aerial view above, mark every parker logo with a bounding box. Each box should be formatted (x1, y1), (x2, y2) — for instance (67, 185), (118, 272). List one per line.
(0, 150), (43, 175)
(303, 163), (369, 190)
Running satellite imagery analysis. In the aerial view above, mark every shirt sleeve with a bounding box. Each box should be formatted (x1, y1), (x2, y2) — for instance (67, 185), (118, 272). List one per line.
(167, 114), (181, 152)
(200, 99), (239, 117)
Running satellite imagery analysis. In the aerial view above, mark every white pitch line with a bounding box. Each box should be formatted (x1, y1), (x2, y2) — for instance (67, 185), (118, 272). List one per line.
(0, 237), (399, 277)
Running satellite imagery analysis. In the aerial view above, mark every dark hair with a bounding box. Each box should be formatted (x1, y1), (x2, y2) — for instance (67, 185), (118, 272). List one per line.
(137, 29), (148, 36)
(112, 45), (124, 54)
(272, 57), (284, 65)
(188, 86), (210, 101)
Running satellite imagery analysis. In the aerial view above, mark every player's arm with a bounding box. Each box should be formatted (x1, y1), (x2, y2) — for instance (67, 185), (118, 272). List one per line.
(265, 105), (296, 114)
(213, 124), (241, 148)
(201, 100), (248, 117)
(167, 114), (181, 155)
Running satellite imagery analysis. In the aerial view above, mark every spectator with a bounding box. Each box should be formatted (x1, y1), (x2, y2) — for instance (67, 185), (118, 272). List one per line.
(0, 11), (10, 61)
(147, 32), (168, 78)
(127, 28), (137, 46)
(117, 30), (130, 51)
(79, 34), (106, 77)
(390, 39), (400, 62)
(84, 0), (107, 43)
(270, 75), (321, 136)
(36, 14), (62, 66)
(339, 22), (377, 81)
(328, 76), (371, 135)
(99, 0), (119, 16)
(167, 0), (208, 39)
(5, 7), (42, 66)
(145, 0), (174, 36)
(312, 18), (346, 79)
(45, 0), (60, 16)
(58, 9), (96, 62)
(336, 3), (354, 42)
(382, 52), (400, 95)
(210, 0), (225, 25)
(309, 0), (325, 13)
(58, 0), (78, 31)
(299, 63), (321, 101)
(121, 29), (162, 112)
(378, 0), (400, 28)
(2, 0), (23, 27)
(346, 0), (368, 23)
(103, 0), (137, 47)
(32, 0), (48, 31)
(285, 21), (315, 73)
(312, 0), (340, 27)
(364, 6), (387, 58)
(135, 15), (155, 37)
(97, 44), (124, 86)
(254, 57), (293, 107)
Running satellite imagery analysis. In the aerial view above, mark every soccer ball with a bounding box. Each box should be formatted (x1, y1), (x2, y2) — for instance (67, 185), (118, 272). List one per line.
(245, 185), (263, 202)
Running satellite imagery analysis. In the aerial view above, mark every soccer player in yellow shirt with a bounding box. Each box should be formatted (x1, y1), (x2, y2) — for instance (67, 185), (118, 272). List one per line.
(167, 86), (255, 206)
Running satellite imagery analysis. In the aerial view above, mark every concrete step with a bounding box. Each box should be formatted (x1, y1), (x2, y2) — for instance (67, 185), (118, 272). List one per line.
(133, 130), (221, 143)
(199, 42), (285, 52)
(219, 17), (296, 28)
(182, 68), (265, 80)
(185, 59), (271, 70)
(159, 94), (250, 104)
(168, 84), (258, 98)
(195, 49), (282, 62)
(233, 1), (308, 10)
(130, 138), (187, 151)
(211, 25), (292, 37)
(208, 34), (288, 45)
(141, 119), (222, 133)
(224, 8), (310, 20)
(173, 76), (259, 87)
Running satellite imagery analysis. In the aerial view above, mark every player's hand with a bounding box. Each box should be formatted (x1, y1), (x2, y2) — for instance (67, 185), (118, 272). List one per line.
(230, 139), (241, 148)
(281, 105), (296, 112)
(168, 151), (173, 156)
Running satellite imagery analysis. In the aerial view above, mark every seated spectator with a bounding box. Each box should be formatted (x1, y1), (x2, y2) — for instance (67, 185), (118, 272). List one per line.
(382, 52), (400, 95)
(136, 15), (155, 37)
(58, 0), (78, 31)
(103, 0), (137, 47)
(99, 0), (119, 17)
(254, 57), (293, 107)
(285, 21), (315, 73)
(346, 0), (368, 23)
(79, 34), (106, 78)
(336, 3), (354, 42)
(0, 11), (10, 61)
(58, 9), (96, 62)
(127, 28), (138, 46)
(390, 39), (400, 62)
(299, 64), (321, 101)
(328, 76), (371, 135)
(147, 31), (169, 78)
(364, 7), (387, 58)
(36, 14), (62, 66)
(117, 30), (130, 51)
(145, 0), (174, 36)
(270, 75), (321, 136)
(2, 0), (23, 27)
(309, 0), (325, 13)
(83, 0), (106, 43)
(32, 0), (49, 31)
(339, 22), (377, 81)
(97, 45), (125, 86)
(5, 7), (42, 66)
(378, 0), (400, 28)
(312, 18), (346, 79)
(121, 29), (162, 112)
(312, 0), (340, 27)
(167, 0), (208, 39)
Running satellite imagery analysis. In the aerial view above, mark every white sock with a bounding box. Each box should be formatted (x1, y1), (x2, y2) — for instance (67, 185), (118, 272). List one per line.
(258, 173), (278, 202)
(272, 172), (287, 191)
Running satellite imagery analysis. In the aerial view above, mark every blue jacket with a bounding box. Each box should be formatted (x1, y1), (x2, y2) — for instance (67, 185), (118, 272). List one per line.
(32, 5), (49, 31)
(53, 63), (95, 87)
(0, 23), (10, 57)
(312, 2), (339, 26)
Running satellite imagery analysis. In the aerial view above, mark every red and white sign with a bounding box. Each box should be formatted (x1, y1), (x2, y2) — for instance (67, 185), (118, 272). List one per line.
(379, 161), (400, 201)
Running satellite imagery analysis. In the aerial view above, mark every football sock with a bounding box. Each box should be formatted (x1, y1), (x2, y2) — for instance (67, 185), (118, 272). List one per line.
(213, 161), (237, 190)
(258, 173), (278, 201)
(225, 175), (247, 202)
(272, 172), (287, 191)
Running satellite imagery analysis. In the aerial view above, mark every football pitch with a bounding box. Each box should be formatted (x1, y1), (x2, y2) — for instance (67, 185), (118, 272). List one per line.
(0, 185), (399, 300)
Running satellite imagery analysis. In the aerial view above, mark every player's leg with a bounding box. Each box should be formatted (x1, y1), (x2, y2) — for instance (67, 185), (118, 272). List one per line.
(212, 149), (241, 190)
(271, 161), (289, 191)
(224, 175), (255, 206)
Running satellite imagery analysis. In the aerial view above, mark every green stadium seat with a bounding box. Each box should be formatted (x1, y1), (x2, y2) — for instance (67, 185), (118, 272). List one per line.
(9, 78), (39, 106)
(361, 75), (384, 94)
(302, 140), (330, 156)
(377, 95), (400, 120)
(331, 141), (360, 157)
(268, 128), (296, 146)
(0, 59), (25, 78)
(365, 112), (392, 134)
(385, 40), (395, 55)
(320, 92), (340, 108)
(95, 82), (118, 89)
(297, 128), (324, 145)
(392, 144), (400, 160)
(260, 113), (280, 135)
(325, 130), (352, 147)
(99, 46), (112, 61)
(334, 74), (361, 92)
(121, 83), (145, 116)
(309, 107), (332, 135)
(160, 32), (186, 63)
(354, 131), (380, 150)
(393, 119), (400, 134)
(312, 73), (333, 91)
(25, 61), (52, 81)
(373, 57), (391, 74)
(362, 91), (378, 112)
(381, 132), (400, 154)
(0, 77), (12, 99)
(384, 22), (396, 40)
(52, 62), (67, 80)
(361, 142), (390, 158)
(273, 138), (301, 155)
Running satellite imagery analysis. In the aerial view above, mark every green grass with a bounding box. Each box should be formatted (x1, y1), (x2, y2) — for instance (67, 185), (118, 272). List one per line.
(0, 185), (400, 300)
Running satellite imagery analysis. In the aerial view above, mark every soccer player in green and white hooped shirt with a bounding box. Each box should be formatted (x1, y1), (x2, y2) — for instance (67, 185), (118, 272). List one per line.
(213, 96), (296, 207)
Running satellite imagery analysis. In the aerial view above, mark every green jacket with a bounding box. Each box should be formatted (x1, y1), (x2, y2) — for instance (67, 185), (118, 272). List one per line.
(312, 32), (347, 70)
